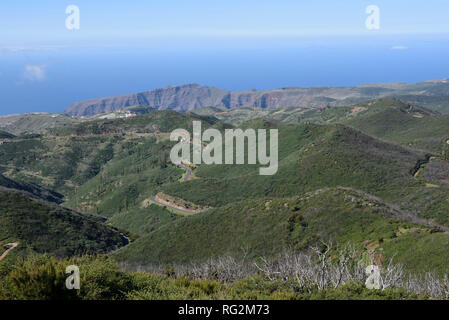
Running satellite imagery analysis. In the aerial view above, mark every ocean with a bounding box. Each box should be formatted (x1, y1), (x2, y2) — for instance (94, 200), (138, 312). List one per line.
(1, 34), (449, 115)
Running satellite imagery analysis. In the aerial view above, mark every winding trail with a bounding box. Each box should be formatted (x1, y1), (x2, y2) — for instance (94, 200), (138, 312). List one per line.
(150, 196), (198, 215)
(307, 187), (449, 232)
(0, 242), (18, 261)
(179, 163), (193, 182)
(147, 163), (200, 214)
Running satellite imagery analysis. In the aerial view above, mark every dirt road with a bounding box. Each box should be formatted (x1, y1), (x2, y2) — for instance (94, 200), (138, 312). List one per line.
(0, 242), (18, 261)
(179, 163), (193, 182)
(150, 196), (198, 215)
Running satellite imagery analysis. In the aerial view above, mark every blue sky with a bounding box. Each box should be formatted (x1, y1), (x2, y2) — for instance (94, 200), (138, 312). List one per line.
(1, 0), (449, 47)
(1, 1), (449, 115)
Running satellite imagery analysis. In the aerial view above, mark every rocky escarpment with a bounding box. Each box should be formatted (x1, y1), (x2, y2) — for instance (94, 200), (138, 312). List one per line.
(64, 80), (449, 116)
(64, 84), (355, 116)
(65, 84), (228, 116)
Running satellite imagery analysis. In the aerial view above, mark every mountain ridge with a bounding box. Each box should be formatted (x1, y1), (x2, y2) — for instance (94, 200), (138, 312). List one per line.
(64, 80), (449, 116)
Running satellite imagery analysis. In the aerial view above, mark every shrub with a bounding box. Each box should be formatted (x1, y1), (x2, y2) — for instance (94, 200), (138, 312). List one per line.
(0, 255), (77, 300)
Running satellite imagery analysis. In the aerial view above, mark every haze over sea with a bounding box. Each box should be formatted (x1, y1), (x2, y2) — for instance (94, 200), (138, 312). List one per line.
(2, 34), (449, 116)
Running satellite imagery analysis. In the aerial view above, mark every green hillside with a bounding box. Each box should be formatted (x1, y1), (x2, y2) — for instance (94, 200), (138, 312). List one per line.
(161, 122), (449, 223)
(0, 130), (14, 139)
(299, 98), (449, 153)
(0, 102), (448, 278)
(49, 110), (226, 137)
(0, 113), (81, 136)
(0, 110), (230, 234)
(394, 94), (449, 114)
(62, 136), (183, 216)
(0, 254), (426, 300)
(0, 187), (128, 259)
(107, 204), (180, 236)
(114, 187), (449, 274)
(0, 111), (226, 193)
(58, 112), (229, 220)
(194, 98), (449, 154)
(191, 106), (311, 125)
(0, 174), (64, 204)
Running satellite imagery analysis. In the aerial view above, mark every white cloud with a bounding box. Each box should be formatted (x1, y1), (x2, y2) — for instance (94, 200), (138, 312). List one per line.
(391, 45), (408, 50)
(24, 64), (47, 81)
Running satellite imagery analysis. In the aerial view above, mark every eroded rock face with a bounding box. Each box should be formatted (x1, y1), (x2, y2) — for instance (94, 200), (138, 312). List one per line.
(64, 80), (449, 116)
(65, 84), (229, 116)
(64, 84), (340, 116)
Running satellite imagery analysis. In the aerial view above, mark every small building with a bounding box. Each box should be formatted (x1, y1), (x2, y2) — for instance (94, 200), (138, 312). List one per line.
(125, 112), (137, 118)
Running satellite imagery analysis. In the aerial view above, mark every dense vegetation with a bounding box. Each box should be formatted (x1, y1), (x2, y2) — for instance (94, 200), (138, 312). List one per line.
(196, 98), (449, 154)
(161, 122), (449, 224)
(0, 98), (448, 300)
(0, 130), (14, 139)
(0, 174), (63, 203)
(0, 254), (430, 300)
(114, 188), (449, 274)
(306, 98), (449, 153)
(0, 113), (81, 136)
(0, 188), (127, 258)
